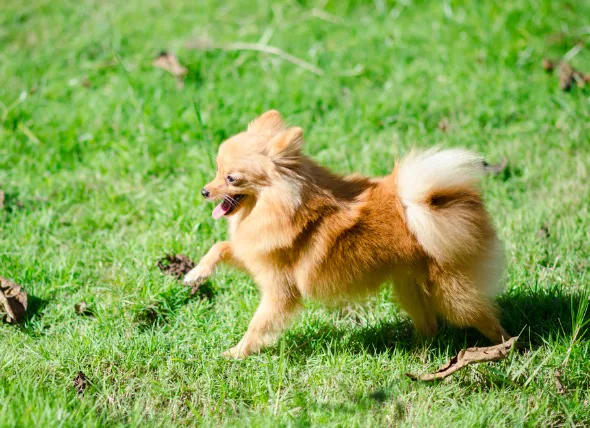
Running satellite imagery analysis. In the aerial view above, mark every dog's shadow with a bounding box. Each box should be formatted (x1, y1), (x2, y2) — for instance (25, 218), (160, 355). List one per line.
(284, 287), (589, 359)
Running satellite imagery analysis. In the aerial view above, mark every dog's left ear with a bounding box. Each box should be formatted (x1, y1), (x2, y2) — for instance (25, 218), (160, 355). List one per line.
(248, 110), (285, 136)
(267, 127), (303, 159)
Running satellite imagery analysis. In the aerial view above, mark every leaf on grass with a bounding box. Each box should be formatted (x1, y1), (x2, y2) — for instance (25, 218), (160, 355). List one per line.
(75, 302), (94, 317)
(0, 277), (28, 324)
(542, 58), (555, 72)
(537, 226), (550, 239)
(153, 51), (188, 88)
(483, 158), (508, 175)
(554, 370), (566, 395)
(406, 336), (518, 381)
(0, 190), (4, 210)
(558, 62), (589, 91)
(73, 371), (89, 395)
(437, 118), (450, 133)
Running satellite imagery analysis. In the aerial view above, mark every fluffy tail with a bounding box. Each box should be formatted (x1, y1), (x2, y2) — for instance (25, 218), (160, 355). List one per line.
(395, 147), (492, 265)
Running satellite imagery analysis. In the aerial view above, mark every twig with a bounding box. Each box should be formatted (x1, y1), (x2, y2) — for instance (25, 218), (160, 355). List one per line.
(187, 39), (324, 76)
(407, 336), (518, 381)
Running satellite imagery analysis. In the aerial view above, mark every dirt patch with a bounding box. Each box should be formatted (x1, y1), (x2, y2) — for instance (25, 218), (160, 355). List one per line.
(407, 336), (518, 381)
(0, 277), (28, 324)
(157, 254), (213, 299)
(157, 254), (195, 279)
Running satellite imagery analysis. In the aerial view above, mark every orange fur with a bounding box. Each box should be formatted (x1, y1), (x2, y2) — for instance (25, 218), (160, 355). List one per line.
(184, 110), (510, 358)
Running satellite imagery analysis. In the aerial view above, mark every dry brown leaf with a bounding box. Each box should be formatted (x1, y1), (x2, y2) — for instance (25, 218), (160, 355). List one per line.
(406, 336), (518, 381)
(75, 302), (94, 317)
(73, 371), (89, 395)
(0, 277), (28, 324)
(483, 158), (508, 175)
(437, 118), (450, 133)
(554, 370), (566, 395)
(153, 51), (188, 88)
(537, 226), (550, 239)
(559, 62), (589, 91)
(542, 58), (555, 72)
(0, 190), (4, 210)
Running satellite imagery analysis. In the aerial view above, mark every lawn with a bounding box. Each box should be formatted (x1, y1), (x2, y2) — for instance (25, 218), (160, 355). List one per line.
(1, 0), (589, 426)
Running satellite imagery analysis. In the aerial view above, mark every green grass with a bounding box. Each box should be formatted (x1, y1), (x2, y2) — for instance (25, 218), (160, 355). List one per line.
(1, 0), (589, 425)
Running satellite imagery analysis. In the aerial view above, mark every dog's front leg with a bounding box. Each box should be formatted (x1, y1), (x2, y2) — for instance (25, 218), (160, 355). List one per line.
(184, 241), (237, 286)
(223, 292), (301, 359)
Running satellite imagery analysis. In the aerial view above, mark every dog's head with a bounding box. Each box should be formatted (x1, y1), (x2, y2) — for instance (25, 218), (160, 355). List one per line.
(201, 110), (304, 219)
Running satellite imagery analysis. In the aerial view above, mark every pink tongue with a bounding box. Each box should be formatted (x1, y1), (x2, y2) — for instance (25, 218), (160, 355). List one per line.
(212, 202), (230, 219)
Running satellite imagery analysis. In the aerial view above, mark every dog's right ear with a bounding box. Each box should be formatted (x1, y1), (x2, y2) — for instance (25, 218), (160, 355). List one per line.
(267, 127), (303, 159)
(248, 110), (285, 136)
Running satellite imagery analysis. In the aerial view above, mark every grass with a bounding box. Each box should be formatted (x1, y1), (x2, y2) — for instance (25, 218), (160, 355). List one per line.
(1, 0), (589, 425)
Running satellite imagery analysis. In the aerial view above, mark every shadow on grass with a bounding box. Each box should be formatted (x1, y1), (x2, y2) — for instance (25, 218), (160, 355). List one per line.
(281, 287), (589, 413)
(134, 281), (217, 331)
(285, 287), (589, 359)
(18, 294), (51, 337)
(499, 287), (589, 346)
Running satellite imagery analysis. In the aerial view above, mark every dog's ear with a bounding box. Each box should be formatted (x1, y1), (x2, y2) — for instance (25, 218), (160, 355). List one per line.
(267, 127), (303, 159)
(248, 110), (285, 135)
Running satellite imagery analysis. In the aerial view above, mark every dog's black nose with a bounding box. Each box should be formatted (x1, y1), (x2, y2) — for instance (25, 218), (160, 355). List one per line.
(201, 188), (210, 199)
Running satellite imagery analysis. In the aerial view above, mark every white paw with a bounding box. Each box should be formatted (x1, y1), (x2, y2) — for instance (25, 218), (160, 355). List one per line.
(183, 264), (212, 286)
(221, 343), (249, 360)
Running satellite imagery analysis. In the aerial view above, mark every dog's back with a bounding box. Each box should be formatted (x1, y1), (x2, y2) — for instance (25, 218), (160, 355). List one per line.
(291, 148), (508, 342)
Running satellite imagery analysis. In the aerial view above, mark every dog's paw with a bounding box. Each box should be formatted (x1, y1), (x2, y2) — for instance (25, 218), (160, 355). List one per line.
(183, 264), (212, 286)
(221, 345), (248, 360)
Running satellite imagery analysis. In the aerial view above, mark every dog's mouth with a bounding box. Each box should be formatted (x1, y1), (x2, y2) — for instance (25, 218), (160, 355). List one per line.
(212, 195), (246, 219)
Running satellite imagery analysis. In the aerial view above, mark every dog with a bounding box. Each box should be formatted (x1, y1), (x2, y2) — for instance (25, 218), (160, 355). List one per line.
(184, 110), (510, 358)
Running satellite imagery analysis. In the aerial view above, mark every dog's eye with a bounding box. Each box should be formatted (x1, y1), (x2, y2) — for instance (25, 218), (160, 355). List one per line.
(226, 175), (236, 184)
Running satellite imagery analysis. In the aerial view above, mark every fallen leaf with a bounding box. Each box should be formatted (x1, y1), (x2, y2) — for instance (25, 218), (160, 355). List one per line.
(542, 58), (555, 72)
(559, 62), (575, 91)
(537, 226), (550, 239)
(554, 370), (566, 395)
(0, 190), (4, 210)
(75, 302), (94, 317)
(559, 62), (589, 91)
(153, 51), (188, 88)
(483, 158), (508, 174)
(437, 118), (450, 133)
(73, 371), (89, 395)
(0, 277), (28, 324)
(406, 336), (518, 381)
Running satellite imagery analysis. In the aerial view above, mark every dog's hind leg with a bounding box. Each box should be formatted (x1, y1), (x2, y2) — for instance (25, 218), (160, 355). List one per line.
(393, 277), (438, 336)
(430, 271), (510, 344)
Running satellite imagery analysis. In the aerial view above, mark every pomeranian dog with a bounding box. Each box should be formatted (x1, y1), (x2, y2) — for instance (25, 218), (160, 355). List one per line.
(184, 110), (510, 358)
